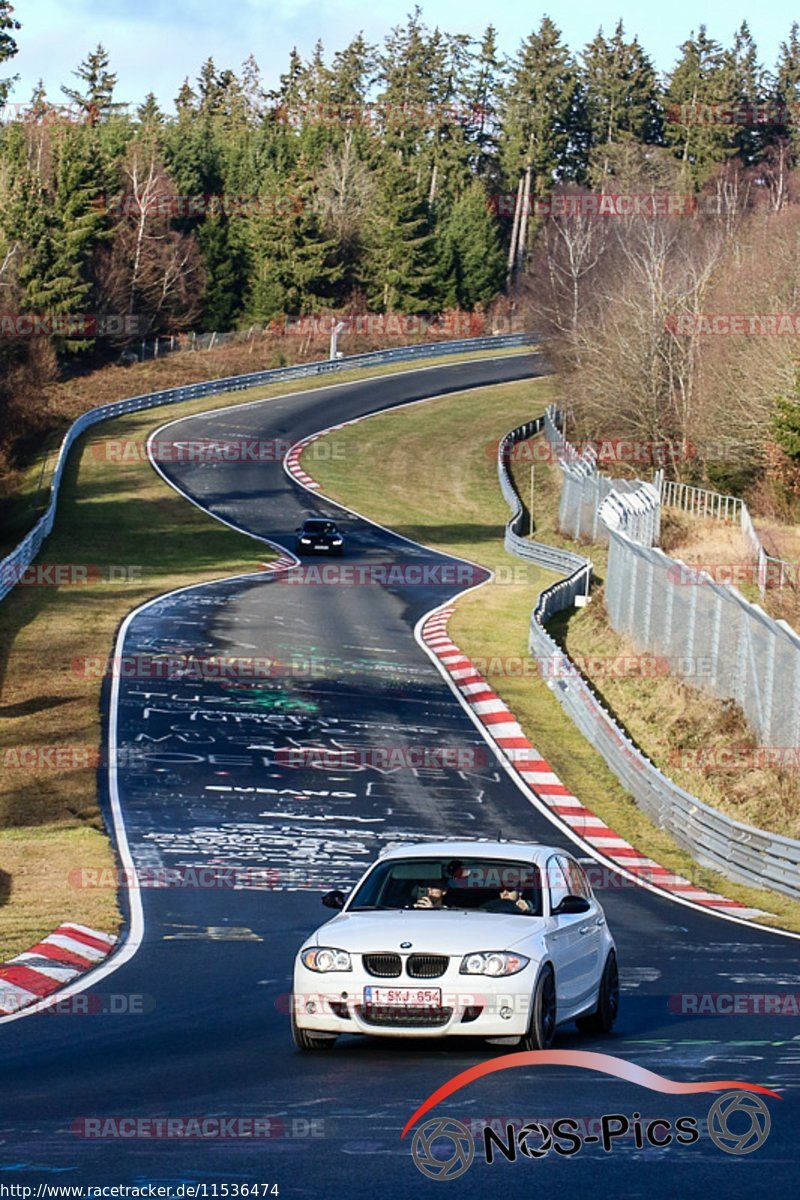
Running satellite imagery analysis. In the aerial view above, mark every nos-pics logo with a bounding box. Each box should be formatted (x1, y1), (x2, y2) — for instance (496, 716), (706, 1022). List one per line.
(411, 1092), (772, 1180)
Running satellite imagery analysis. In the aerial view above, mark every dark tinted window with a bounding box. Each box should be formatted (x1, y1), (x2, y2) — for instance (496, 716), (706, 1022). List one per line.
(303, 520), (336, 533)
(348, 857), (542, 916)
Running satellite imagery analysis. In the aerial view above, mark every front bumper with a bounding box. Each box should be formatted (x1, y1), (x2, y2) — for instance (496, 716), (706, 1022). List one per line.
(292, 965), (535, 1038)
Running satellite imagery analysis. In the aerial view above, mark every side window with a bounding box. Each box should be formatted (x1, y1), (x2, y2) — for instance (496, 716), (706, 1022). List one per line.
(561, 856), (592, 900)
(546, 855), (570, 914)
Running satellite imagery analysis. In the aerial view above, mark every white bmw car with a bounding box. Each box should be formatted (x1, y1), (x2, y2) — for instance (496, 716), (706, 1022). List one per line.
(291, 840), (618, 1051)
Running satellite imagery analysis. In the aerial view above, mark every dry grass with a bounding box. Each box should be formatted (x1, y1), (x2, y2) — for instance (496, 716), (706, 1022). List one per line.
(560, 590), (800, 838)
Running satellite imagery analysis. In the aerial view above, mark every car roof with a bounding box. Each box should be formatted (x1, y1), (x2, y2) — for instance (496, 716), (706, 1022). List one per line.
(376, 840), (570, 865)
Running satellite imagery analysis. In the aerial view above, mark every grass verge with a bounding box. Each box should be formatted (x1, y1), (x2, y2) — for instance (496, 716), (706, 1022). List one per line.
(303, 379), (800, 932)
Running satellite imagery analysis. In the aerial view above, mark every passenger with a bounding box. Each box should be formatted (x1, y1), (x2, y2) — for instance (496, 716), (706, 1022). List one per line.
(481, 885), (533, 914)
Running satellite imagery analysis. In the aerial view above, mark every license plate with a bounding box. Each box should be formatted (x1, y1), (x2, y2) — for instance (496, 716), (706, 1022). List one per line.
(316, 545), (329, 551)
(363, 987), (442, 1007)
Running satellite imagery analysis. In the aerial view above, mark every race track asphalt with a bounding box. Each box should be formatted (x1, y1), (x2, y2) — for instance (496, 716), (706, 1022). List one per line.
(2, 354), (797, 1198)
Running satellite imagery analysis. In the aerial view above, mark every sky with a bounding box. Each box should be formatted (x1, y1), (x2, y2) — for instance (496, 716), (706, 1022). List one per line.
(4, 1), (797, 114)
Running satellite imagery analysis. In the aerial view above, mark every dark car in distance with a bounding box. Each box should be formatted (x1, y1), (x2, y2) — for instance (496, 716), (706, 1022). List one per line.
(295, 518), (345, 556)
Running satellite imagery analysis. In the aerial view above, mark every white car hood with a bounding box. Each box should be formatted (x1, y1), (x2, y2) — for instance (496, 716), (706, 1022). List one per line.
(313, 908), (543, 955)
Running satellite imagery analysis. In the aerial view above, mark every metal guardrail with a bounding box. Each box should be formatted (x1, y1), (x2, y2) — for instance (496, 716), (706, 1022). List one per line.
(499, 408), (800, 900)
(0, 333), (534, 604)
(498, 411), (591, 583)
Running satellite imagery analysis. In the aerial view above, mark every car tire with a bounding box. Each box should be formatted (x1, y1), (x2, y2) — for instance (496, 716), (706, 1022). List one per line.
(520, 964), (557, 1050)
(576, 951), (619, 1035)
(291, 1005), (337, 1052)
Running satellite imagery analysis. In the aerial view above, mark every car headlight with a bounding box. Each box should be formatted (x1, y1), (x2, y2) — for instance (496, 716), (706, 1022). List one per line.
(332, 538), (343, 545)
(460, 951), (530, 977)
(300, 946), (352, 972)
(300, 537), (311, 543)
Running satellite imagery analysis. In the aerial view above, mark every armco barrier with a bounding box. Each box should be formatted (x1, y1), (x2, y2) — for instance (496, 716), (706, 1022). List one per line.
(0, 334), (533, 604)
(499, 410), (800, 900)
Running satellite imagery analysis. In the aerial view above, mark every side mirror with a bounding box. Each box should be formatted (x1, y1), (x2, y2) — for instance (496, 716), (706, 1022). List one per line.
(552, 894), (591, 916)
(322, 889), (346, 910)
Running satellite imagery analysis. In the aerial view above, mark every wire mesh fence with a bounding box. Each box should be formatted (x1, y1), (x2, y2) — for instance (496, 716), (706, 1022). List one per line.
(543, 408), (661, 547)
(497, 408), (800, 900)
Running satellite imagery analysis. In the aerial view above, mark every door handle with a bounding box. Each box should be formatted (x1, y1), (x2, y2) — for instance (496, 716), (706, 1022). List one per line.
(579, 925), (592, 935)
(595, 917), (605, 927)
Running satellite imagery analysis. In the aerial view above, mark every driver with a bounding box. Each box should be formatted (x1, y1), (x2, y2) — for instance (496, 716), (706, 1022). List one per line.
(414, 882), (447, 909)
(481, 885), (533, 914)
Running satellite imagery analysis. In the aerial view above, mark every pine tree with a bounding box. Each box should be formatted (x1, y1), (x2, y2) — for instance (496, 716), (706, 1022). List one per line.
(726, 21), (767, 164)
(329, 33), (375, 109)
(28, 78), (48, 121)
(197, 58), (224, 117)
(364, 157), (437, 312)
(376, 8), (440, 162)
(767, 23), (800, 164)
(463, 26), (504, 181)
(245, 165), (343, 320)
(198, 214), (246, 329)
(174, 78), (197, 120)
(664, 27), (739, 185)
(581, 20), (662, 180)
(0, 0), (20, 107)
(501, 18), (588, 194)
(771, 385), (800, 461)
(61, 44), (126, 125)
(441, 179), (505, 307)
(52, 126), (110, 348)
(137, 93), (164, 129)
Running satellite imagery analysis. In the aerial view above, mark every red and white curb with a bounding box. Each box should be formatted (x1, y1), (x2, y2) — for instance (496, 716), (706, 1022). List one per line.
(420, 607), (763, 919)
(284, 420), (361, 492)
(259, 552), (298, 573)
(0, 923), (118, 1014)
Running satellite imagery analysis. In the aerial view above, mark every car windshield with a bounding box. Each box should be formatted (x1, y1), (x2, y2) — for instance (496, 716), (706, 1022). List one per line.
(303, 520), (336, 534)
(347, 856), (542, 916)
